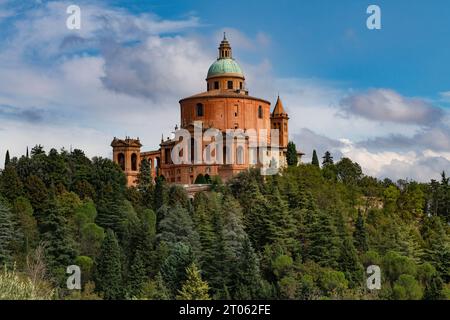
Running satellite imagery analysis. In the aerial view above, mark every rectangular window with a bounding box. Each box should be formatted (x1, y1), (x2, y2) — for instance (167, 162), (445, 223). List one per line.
(227, 81), (233, 89)
(196, 103), (204, 117)
(239, 82), (243, 90)
(214, 81), (219, 89)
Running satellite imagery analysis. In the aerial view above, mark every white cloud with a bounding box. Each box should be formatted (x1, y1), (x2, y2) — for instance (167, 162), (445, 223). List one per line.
(0, 1), (448, 182)
(339, 89), (443, 125)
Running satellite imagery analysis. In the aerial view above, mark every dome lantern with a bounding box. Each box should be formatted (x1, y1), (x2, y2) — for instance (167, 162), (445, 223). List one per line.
(206, 34), (244, 80)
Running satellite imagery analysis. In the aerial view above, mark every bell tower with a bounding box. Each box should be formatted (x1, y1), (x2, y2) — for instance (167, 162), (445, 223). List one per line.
(219, 32), (232, 59)
(271, 96), (289, 149)
(111, 137), (142, 186)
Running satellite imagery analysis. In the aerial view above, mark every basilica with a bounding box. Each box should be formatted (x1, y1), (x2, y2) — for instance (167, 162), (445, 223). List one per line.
(111, 35), (303, 186)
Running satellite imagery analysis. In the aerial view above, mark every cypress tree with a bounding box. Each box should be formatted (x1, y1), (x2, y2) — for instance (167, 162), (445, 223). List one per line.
(136, 158), (151, 190)
(0, 165), (23, 202)
(353, 210), (369, 253)
(286, 141), (298, 166)
(94, 229), (123, 299)
(153, 176), (167, 212)
(311, 150), (320, 167)
(4, 150), (10, 167)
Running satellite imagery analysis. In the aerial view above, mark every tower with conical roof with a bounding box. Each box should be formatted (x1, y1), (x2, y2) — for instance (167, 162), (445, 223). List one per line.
(271, 95), (289, 150)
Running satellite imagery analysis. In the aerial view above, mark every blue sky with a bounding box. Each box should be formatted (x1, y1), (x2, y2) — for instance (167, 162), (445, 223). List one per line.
(0, 0), (449, 181)
(106, 0), (450, 100)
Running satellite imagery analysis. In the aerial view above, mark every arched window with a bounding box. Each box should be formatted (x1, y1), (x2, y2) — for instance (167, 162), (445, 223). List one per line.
(191, 137), (195, 163)
(258, 106), (263, 119)
(118, 153), (125, 170)
(196, 103), (204, 117)
(155, 157), (160, 175)
(227, 80), (233, 89)
(164, 148), (171, 164)
(131, 153), (137, 171)
(223, 145), (232, 164)
(236, 146), (244, 165)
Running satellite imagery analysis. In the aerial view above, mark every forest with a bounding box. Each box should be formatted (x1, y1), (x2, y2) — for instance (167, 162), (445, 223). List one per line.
(0, 144), (449, 300)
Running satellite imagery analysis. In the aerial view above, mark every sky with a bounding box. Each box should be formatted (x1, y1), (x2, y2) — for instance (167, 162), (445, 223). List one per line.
(0, 0), (449, 182)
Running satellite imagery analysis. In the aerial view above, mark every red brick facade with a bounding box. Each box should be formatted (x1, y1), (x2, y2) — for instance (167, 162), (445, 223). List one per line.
(112, 36), (301, 186)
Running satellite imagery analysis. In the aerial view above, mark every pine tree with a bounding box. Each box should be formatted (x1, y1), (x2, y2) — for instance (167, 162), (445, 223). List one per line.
(24, 175), (48, 220)
(160, 242), (194, 297)
(235, 237), (264, 299)
(421, 216), (450, 282)
(41, 198), (77, 280)
(305, 209), (340, 269)
(12, 196), (38, 254)
(94, 229), (123, 299)
(423, 274), (444, 300)
(322, 151), (334, 166)
(158, 204), (200, 251)
(127, 251), (147, 297)
(192, 193), (217, 288)
(126, 210), (156, 276)
(339, 236), (363, 288)
(4, 150), (10, 167)
(239, 181), (271, 250)
(176, 263), (211, 300)
(353, 210), (369, 253)
(286, 141), (298, 166)
(311, 150), (320, 168)
(95, 197), (127, 240)
(0, 200), (14, 266)
(140, 272), (170, 300)
(265, 187), (297, 253)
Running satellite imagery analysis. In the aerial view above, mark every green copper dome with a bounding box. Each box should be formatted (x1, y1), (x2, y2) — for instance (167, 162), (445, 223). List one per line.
(207, 58), (244, 78)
